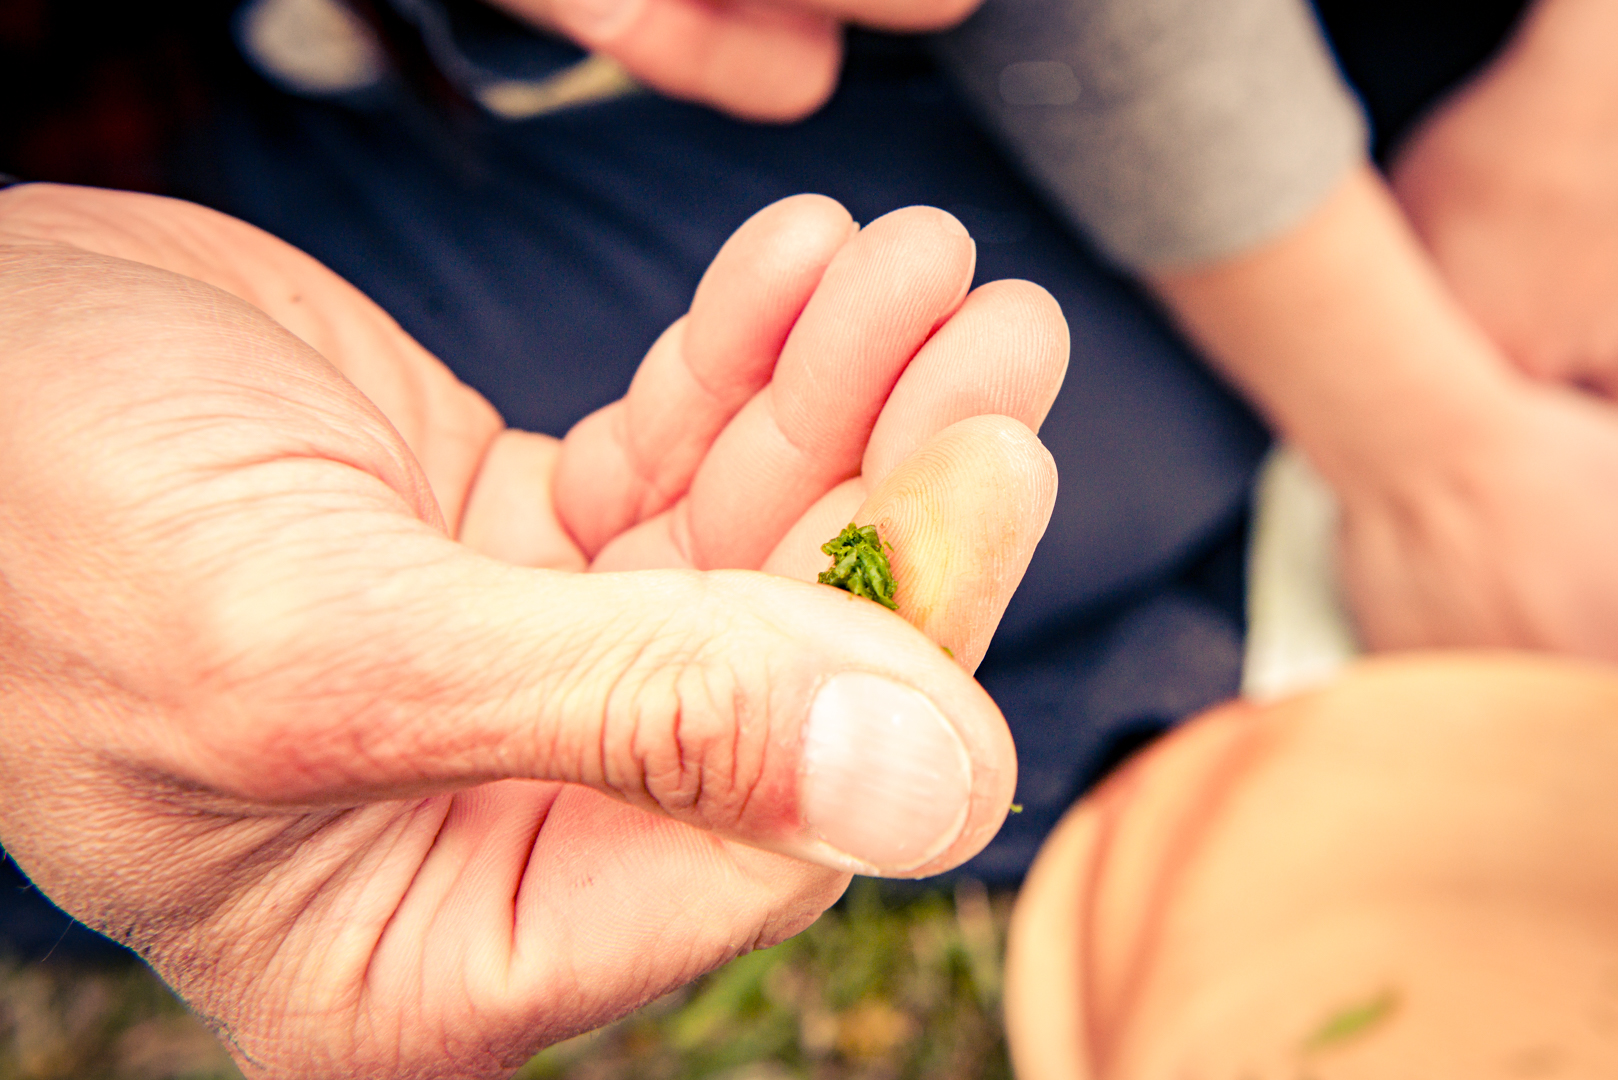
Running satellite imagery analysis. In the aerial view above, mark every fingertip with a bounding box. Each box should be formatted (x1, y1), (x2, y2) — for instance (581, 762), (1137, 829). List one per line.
(702, 193), (855, 283)
(685, 194), (855, 396)
(869, 204), (974, 249)
(716, 36), (842, 122)
(859, 205), (978, 307)
(712, 5), (842, 123)
(860, 415), (1056, 672)
(968, 278), (1070, 361)
(860, 279), (1068, 480)
(938, 209), (970, 241)
(957, 279), (1071, 429)
(925, 0), (983, 30)
(769, 191), (856, 224)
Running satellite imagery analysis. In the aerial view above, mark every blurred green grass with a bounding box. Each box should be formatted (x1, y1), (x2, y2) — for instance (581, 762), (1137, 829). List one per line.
(1, 879), (1015, 1080)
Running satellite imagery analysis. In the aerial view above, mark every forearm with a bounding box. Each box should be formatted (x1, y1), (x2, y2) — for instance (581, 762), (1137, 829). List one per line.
(1151, 165), (1516, 490)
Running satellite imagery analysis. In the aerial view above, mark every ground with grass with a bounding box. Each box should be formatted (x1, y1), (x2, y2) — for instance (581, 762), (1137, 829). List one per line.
(0, 880), (1014, 1080)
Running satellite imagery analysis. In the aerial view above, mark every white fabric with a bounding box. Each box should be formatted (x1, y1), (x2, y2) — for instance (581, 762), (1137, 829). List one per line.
(1242, 444), (1361, 701)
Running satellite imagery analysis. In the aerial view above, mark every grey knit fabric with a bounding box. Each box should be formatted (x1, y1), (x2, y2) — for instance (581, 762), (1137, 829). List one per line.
(934, 0), (1368, 270)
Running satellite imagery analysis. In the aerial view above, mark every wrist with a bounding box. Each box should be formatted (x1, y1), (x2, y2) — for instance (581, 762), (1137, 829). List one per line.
(1150, 165), (1521, 495)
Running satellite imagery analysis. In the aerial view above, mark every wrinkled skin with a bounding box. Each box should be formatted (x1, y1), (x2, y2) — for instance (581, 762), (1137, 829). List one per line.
(0, 183), (1065, 1078)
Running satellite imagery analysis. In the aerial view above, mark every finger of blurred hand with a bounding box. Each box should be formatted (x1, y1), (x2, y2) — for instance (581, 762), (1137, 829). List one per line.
(766, 415), (1058, 671)
(504, 0), (842, 120)
(1394, 125), (1618, 396)
(502, 0), (982, 121)
(1388, 23), (1618, 399)
(589, 205), (976, 572)
(555, 194), (855, 557)
(1337, 381), (1618, 659)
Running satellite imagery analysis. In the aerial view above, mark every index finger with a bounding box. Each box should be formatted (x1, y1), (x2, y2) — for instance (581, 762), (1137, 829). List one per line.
(683, 205), (977, 570)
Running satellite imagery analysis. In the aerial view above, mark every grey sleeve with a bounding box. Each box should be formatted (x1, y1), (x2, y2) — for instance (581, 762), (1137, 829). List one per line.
(931, 0), (1368, 270)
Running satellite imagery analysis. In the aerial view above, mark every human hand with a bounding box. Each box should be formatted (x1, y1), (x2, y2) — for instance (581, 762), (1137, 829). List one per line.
(1390, 0), (1618, 396)
(1333, 374), (1618, 660)
(1154, 164), (1618, 665)
(487, 0), (980, 120)
(0, 185), (1063, 1078)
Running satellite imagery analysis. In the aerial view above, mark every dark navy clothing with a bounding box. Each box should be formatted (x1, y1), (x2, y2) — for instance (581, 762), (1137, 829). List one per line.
(0, 852), (134, 963)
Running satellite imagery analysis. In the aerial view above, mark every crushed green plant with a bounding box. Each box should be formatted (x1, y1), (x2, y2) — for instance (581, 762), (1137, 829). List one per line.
(1302, 987), (1399, 1053)
(818, 524), (898, 610)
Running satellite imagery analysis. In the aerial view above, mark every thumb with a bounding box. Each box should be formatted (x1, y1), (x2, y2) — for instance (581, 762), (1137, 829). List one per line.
(166, 524), (1016, 878)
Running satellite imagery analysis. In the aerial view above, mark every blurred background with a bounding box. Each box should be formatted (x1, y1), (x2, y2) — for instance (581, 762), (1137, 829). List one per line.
(0, 877), (1014, 1080)
(0, 0), (1529, 192)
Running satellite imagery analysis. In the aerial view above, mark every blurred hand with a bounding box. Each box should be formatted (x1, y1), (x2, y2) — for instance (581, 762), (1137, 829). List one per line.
(0, 184), (1063, 1078)
(488, 0), (981, 120)
(1391, 0), (1618, 396)
(1156, 164), (1618, 665)
(1335, 376), (1618, 660)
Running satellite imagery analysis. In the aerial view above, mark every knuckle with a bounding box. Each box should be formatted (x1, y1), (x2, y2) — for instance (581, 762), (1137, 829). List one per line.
(607, 641), (775, 834)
